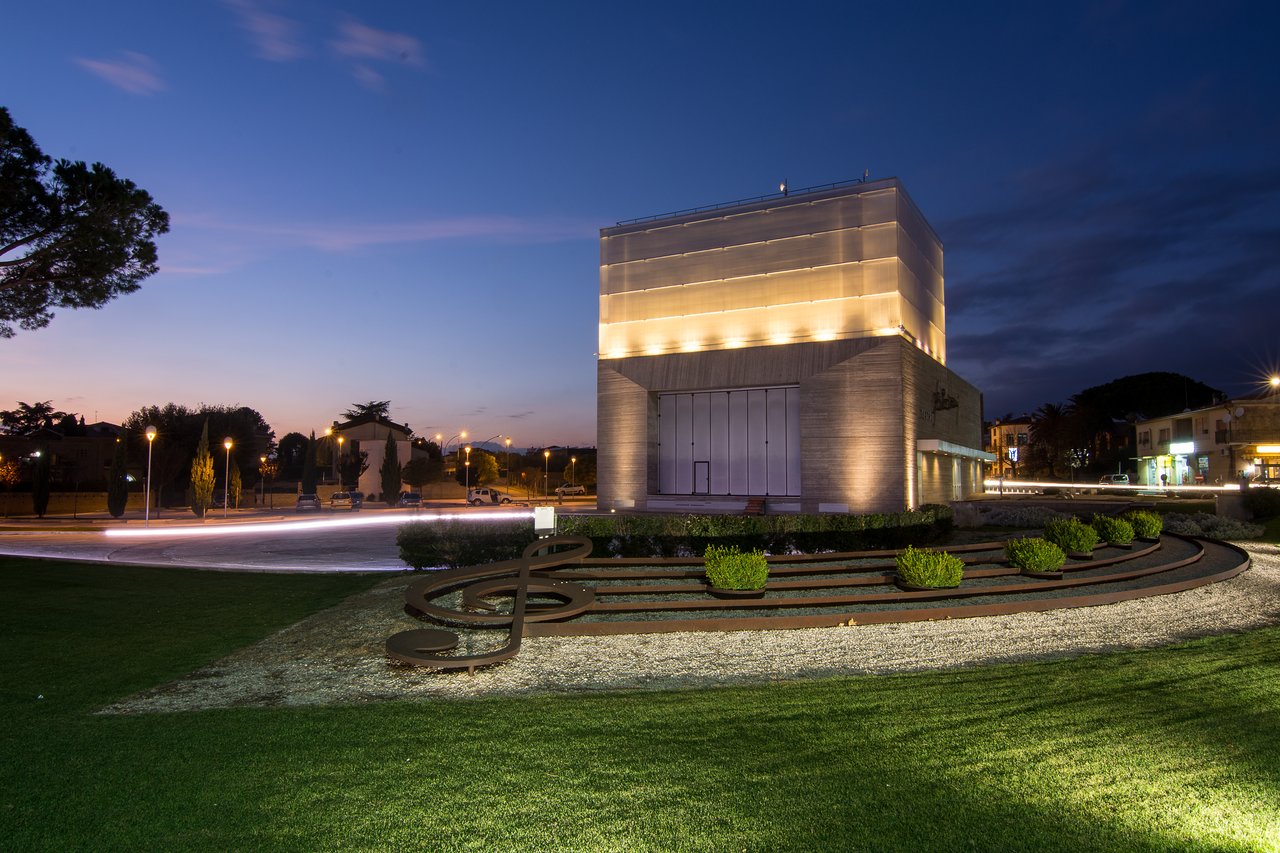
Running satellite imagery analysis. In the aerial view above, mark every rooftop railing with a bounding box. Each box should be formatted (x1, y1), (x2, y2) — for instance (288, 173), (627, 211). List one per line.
(614, 175), (875, 227)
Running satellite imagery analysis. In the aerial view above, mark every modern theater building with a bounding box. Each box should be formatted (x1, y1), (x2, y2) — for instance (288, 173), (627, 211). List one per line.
(596, 176), (991, 514)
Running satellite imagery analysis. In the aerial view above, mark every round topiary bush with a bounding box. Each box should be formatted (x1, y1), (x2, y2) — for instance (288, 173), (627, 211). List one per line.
(703, 544), (769, 591)
(1043, 517), (1100, 555)
(1004, 537), (1066, 573)
(1092, 514), (1135, 546)
(1122, 509), (1162, 539)
(894, 545), (964, 589)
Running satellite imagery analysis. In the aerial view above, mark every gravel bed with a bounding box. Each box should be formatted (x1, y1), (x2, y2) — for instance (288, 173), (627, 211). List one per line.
(98, 543), (1280, 714)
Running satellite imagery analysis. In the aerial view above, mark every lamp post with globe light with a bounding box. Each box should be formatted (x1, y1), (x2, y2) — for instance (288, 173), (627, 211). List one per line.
(505, 438), (513, 488)
(544, 450), (550, 500)
(464, 445), (472, 493)
(144, 425), (157, 527)
(223, 438), (233, 518)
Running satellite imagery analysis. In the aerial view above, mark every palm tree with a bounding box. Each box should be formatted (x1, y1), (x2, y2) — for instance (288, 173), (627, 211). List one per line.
(1030, 403), (1070, 478)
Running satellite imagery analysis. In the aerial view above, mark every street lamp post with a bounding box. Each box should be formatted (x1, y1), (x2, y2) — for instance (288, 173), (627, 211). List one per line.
(442, 431), (467, 477)
(260, 455), (267, 507)
(464, 445), (472, 493)
(505, 438), (512, 488)
(544, 449), (550, 500)
(144, 425), (157, 526)
(571, 455), (576, 486)
(223, 438), (233, 518)
(336, 435), (345, 488)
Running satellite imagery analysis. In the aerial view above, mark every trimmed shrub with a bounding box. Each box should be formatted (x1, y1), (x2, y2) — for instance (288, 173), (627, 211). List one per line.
(1122, 509), (1162, 539)
(1243, 486), (1280, 520)
(703, 544), (769, 590)
(397, 520), (535, 570)
(1043, 517), (1099, 554)
(1092, 514), (1135, 545)
(1004, 537), (1066, 572)
(894, 545), (964, 588)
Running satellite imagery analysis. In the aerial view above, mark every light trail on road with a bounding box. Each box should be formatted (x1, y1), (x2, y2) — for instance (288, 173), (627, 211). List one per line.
(104, 510), (535, 539)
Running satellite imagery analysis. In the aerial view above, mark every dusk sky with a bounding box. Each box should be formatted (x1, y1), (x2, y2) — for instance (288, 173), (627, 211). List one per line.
(3, 1), (1277, 446)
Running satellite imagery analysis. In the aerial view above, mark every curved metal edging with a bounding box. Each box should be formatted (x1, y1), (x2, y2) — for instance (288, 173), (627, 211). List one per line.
(525, 536), (1250, 637)
(386, 535), (593, 671)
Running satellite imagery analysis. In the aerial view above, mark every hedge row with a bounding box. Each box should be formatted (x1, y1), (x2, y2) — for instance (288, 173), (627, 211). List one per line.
(555, 506), (954, 557)
(397, 506), (955, 568)
(398, 520), (536, 570)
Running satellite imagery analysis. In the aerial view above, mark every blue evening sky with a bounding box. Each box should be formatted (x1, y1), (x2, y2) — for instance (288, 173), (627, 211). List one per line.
(3, 1), (1277, 444)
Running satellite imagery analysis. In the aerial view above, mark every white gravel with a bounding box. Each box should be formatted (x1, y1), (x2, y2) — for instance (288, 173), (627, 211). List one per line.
(99, 543), (1280, 714)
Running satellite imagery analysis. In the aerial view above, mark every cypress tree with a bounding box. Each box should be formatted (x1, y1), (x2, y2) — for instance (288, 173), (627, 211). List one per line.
(31, 445), (51, 517)
(380, 432), (401, 505)
(229, 465), (242, 509)
(189, 420), (215, 517)
(106, 434), (129, 517)
(301, 431), (318, 494)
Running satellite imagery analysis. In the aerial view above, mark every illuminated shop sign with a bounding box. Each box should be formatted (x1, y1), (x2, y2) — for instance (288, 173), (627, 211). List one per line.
(1169, 442), (1194, 454)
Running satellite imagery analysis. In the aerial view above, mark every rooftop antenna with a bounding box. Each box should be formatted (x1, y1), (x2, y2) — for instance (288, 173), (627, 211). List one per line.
(779, 179), (788, 196)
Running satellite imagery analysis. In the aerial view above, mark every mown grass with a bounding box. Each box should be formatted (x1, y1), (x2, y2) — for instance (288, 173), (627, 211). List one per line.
(2, 557), (1279, 851)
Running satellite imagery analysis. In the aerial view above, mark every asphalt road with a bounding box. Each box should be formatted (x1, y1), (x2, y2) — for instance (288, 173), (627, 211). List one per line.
(0, 502), (570, 572)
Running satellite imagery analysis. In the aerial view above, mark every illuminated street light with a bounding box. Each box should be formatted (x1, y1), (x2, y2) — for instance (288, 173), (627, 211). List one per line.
(544, 449), (550, 500)
(571, 455), (577, 486)
(336, 435), (345, 487)
(505, 437), (513, 488)
(464, 445), (472, 492)
(260, 454), (268, 508)
(144, 425), (157, 527)
(223, 437), (233, 518)
(442, 431), (467, 477)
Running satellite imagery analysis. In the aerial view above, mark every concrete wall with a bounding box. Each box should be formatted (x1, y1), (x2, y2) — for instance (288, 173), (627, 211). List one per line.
(598, 336), (987, 513)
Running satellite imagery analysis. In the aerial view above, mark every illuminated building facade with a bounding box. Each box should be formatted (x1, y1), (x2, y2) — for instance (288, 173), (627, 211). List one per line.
(1134, 385), (1280, 487)
(597, 177), (992, 514)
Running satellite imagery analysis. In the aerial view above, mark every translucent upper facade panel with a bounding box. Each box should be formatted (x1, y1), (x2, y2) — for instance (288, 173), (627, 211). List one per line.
(599, 179), (945, 362)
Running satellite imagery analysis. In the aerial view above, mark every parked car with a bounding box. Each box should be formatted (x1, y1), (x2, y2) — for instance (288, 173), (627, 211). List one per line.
(397, 492), (422, 508)
(296, 493), (322, 511)
(466, 487), (514, 506)
(555, 483), (587, 496)
(330, 491), (361, 510)
(1098, 474), (1130, 486)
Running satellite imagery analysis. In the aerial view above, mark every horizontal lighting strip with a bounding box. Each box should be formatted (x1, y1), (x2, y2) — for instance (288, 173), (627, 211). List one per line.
(601, 257), (898, 299)
(104, 510), (534, 539)
(600, 291), (900, 329)
(603, 326), (912, 359)
(601, 222), (887, 268)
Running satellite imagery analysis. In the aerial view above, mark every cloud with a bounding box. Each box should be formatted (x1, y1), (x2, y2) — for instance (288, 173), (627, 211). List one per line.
(505, 412), (535, 420)
(224, 0), (305, 61)
(940, 142), (1280, 417)
(350, 64), (385, 91)
(75, 52), (166, 95)
(332, 19), (424, 67)
(175, 210), (594, 251)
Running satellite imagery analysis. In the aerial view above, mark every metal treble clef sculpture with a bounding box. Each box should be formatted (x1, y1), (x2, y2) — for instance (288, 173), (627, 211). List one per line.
(386, 535), (595, 673)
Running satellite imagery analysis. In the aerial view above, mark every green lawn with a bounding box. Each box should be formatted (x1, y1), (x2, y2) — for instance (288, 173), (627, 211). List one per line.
(2, 557), (1279, 852)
